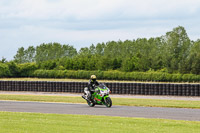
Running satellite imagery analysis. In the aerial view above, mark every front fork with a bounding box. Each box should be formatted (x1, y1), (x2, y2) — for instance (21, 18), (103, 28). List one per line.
(102, 95), (110, 104)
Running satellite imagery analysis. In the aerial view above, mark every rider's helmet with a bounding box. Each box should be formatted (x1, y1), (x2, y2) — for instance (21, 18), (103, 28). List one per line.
(90, 75), (97, 82)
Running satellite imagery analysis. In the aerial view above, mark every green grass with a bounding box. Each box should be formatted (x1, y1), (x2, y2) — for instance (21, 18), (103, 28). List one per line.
(0, 111), (200, 133)
(1, 94), (200, 109)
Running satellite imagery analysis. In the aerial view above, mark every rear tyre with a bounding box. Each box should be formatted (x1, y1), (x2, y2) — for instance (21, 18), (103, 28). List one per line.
(87, 101), (95, 107)
(104, 97), (112, 108)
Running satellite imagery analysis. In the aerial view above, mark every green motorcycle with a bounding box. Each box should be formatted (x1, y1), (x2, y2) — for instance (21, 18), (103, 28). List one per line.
(82, 83), (112, 108)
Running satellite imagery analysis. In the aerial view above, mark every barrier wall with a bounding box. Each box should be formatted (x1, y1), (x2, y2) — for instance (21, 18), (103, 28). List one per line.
(0, 81), (199, 96)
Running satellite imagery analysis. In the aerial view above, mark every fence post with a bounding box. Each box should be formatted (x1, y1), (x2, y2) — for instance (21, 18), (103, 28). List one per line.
(115, 83), (119, 94)
(153, 84), (159, 95)
(140, 83), (145, 95)
(174, 84), (178, 96)
(177, 84), (182, 96)
(158, 84), (162, 95)
(194, 84), (199, 96)
(169, 84), (174, 95)
(0, 81), (2, 91)
(182, 84), (186, 96)
(186, 84), (190, 96)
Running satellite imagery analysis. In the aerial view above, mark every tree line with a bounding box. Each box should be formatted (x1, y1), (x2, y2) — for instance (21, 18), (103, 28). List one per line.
(0, 26), (199, 81)
(14, 43), (77, 63)
(13, 26), (200, 75)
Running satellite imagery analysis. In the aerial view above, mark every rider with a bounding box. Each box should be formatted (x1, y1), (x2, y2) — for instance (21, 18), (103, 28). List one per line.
(84, 75), (99, 101)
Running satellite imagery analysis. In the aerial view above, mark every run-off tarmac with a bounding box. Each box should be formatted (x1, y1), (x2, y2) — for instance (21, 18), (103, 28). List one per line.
(0, 101), (200, 121)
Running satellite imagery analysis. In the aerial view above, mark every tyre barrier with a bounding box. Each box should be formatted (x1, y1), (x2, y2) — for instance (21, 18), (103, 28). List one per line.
(0, 81), (199, 96)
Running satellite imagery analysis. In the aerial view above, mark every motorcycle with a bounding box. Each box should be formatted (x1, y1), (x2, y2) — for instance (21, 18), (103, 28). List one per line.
(82, 83), (112, 108)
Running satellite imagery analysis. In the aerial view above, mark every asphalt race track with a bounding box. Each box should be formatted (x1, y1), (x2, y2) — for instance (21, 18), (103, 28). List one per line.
(0, 101), (200, 121)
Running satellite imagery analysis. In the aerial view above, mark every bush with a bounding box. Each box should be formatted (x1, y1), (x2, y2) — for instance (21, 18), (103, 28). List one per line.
(2, 62), (200, 82)
(19, 63), (38, 77)
(30, 70), (200, 82)
(0, 63), (11, 77)
(7, 61), (20, 77)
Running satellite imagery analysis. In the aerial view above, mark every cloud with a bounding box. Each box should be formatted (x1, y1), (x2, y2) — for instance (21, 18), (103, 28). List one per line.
(0, 0), (119, 20)
(0, 0), (200, 60)
(1, 0), (200, 20)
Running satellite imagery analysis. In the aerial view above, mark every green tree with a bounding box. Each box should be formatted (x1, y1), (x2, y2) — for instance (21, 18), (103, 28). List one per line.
(35, 43), (77, 62)
(95, 43), (105, 55)
(25, 46), (36, 62)
(79, 47), (90, 56)
(14, 47), (26, 63)
(112, 58), (121, 70)
(161, 26), (191, 73)
(0, 63), (11, 77)
(18, 63), (38, 77)
(188, 40), (200, 74)
(7, 61), (20, 77)
(89, 44), (96, 55)
(14, 46), (36, 63)
(39, 60), (57, 70)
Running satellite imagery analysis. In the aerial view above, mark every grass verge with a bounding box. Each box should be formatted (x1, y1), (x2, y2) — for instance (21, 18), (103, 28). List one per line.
(0, 94), (200, 109)
(0, 111), (200, 133)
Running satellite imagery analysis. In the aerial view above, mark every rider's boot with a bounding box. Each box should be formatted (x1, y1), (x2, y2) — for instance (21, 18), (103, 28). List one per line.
(82, 92), (91, 102)
(82, 95), (86, 99)
(86, 93), (92, 102)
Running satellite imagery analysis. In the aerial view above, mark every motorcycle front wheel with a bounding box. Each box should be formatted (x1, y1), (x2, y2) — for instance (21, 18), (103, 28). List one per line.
(104, 97), (112, 108)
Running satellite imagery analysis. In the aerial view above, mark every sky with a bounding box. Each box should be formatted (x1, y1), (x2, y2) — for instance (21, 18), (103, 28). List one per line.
(0, 0), (200, 60)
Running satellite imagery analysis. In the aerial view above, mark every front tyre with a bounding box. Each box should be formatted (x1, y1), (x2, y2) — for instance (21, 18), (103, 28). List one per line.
(87, 101), (95, 107)
(104, 97), (112, 108)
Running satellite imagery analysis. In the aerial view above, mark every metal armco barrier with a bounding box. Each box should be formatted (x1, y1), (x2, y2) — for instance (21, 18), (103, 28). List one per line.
(0, 81), (199, 96)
